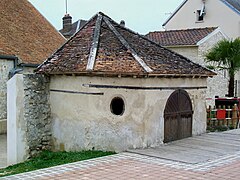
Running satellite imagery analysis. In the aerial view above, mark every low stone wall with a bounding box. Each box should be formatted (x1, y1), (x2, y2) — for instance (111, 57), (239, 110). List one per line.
(7, 74), (51, 165)
(23, 74), (51, 157)
(0, 119), (7, 134)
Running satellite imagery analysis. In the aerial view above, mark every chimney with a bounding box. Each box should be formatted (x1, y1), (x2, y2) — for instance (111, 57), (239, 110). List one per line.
(120, 20), (125, 27)
(62, 14), (72, 32)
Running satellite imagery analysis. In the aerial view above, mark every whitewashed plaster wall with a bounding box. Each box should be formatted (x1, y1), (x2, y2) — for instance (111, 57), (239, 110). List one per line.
(0, 59), (37, 134)
(50, 76), (207, 152)
(168, 46), (199, 65)
(0, 60), (14, 120)
(7, 74), (26, 165)
(0, 59), (14, 134)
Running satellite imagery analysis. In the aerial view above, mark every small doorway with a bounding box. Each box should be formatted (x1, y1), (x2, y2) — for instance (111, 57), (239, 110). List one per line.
(164, 89), (193, 143)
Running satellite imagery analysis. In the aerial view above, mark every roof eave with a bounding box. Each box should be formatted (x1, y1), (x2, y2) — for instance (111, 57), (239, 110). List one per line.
(38, 71), (214, 78)
(196, 27), (229, 46)
(164, 45), (198, 48)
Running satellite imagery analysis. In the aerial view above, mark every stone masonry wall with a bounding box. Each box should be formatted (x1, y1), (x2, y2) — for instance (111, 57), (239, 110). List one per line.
(170, 31), (228, 105)
(0, 59), (14, 120)
(23, 74), (51, 157)
(198, 31), (228, 105)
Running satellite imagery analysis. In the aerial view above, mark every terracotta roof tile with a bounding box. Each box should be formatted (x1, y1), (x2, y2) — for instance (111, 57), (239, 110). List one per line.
(94, 20), (144, 74)
(146, 27), (217, 46)
(0, 0), (65, 64)
(37, 12), (215, 77)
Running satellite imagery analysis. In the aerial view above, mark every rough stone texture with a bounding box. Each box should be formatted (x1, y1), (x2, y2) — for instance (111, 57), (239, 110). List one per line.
(0, 59), (14, 120)
(198, 31), (229, 105)
(0, 119), (7, 134)
(7, 73), (51, 165)
(23, 74), (51, 157)
(169, 31), (228, 105)
(50, 75), (207, 152)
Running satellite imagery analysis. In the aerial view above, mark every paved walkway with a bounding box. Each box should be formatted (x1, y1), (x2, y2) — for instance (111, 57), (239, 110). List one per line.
(1, 130), (240, 179)
(128, 129), (240, 164)
(0, 134), (7, 169)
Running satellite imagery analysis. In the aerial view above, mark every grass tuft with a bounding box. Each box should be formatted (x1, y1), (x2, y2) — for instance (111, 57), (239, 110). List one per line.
(0, 150), (115, 177)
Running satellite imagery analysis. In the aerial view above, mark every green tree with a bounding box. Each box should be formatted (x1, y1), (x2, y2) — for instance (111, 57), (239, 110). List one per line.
(205, 38), (240, 97)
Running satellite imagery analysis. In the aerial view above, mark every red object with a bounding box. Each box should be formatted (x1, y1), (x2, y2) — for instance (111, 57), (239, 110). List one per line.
(217, 109), (226, 120)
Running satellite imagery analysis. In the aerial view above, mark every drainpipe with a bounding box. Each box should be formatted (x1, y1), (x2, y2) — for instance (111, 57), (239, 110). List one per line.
(0, 54), (23, 78)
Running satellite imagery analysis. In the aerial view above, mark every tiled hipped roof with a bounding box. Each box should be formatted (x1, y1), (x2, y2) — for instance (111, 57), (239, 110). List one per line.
(146, 28), (217, 46)
(0, 0), (65, 64)
(37, 12), (215, 77)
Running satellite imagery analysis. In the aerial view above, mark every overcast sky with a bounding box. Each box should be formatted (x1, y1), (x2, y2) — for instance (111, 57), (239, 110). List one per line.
(28, 0), (183, 34)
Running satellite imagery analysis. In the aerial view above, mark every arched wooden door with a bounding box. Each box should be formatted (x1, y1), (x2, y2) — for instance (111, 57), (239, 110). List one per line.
(164, 89), (193, 143)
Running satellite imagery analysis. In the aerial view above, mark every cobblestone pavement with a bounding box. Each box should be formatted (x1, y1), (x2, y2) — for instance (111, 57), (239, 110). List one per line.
(0, 134), (7, 169)
(2, 151), (240, 180)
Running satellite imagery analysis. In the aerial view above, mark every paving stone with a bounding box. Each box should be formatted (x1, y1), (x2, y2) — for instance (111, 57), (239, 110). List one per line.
(1, 129), (240, 179)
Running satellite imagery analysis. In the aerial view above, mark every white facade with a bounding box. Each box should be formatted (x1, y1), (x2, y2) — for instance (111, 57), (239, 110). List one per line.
(7, 74), (28, 165)
(164, 0), (240, 39)
(50, 75), (207, 152)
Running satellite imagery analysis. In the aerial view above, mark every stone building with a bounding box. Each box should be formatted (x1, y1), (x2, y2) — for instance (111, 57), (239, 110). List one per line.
(146, 27), (229, 105)
(30, 12), (214, 153)
(0, 0), (65, 134)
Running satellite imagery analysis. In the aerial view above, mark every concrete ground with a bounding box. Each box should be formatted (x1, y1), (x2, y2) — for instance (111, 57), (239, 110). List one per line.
(0, 134), (7, 169)
(128, 129), (240, 164)
(1, 129), (240, 179)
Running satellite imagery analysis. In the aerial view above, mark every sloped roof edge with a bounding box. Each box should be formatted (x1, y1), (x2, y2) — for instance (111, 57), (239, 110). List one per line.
(37, 12), (154, 73)
(36, 13), (100, 71)
(37, 12), (216, 77)
(27, 1), (67, 40)
(0, 0), (65, 64)
(146, 27), (218, 46)
(196, 27), (229, 45)
(162, 0), (188, 27)
(220, 0), (240, 15)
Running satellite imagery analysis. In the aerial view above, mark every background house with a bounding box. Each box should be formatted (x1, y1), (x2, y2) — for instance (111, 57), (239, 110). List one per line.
(146, 27), (229, 104)
(163, 0), (240, 39)
(59, 14), (87, 39)
(0, 0), (65, 134)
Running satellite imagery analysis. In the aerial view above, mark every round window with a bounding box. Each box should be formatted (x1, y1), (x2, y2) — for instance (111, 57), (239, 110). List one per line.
(110, 97), (125, 116)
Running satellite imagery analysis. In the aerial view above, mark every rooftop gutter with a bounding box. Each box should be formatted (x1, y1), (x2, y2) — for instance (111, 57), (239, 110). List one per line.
(163, 45), (198, 48)
(20, 63), (39, 68)
(0, 54), (24, 78)
(0, 54), (18, 68)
